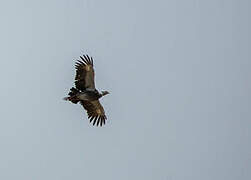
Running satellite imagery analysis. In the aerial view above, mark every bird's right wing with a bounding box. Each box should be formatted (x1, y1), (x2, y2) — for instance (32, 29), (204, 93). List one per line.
(80, 100), (107, 126)
(75, 55), (95, 91)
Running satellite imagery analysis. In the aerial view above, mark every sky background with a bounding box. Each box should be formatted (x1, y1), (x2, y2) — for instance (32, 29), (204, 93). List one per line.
(0, 0), (250, 180)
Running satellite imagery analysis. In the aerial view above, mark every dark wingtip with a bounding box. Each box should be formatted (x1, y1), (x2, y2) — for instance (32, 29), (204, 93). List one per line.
(80, 55), (88, 64)
(93, 116), (98, 126)
(86, 54), (91, 64)
(97, 117), (102, 126)
(89, 116), (95, 123)
(90, 57), (93, 65)
(88, 115), (106, 127)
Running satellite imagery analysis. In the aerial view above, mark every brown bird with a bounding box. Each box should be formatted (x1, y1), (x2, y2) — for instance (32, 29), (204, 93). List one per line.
(64, 54), (109, 126)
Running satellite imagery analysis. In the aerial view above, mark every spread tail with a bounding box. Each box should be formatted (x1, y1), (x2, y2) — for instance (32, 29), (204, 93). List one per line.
(63, 97), (69, 101)
(63, 87), (80, 104)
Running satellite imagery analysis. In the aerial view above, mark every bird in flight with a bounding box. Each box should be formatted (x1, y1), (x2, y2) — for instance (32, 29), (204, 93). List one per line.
(64, 54), (109, 126)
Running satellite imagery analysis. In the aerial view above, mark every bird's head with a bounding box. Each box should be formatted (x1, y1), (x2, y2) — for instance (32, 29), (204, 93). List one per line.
(101, 91), (110, 96)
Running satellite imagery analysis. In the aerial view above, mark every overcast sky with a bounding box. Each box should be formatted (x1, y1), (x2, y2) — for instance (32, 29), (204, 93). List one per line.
(0, 0), (250, 180)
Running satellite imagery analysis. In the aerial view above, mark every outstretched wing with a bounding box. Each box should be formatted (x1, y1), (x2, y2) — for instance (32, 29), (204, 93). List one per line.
(80, 100), (107, 126)
(75, 55), (95, 91)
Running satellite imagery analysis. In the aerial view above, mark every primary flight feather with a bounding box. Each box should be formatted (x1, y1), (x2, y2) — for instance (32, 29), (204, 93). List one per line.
(64, 54), (109, 126)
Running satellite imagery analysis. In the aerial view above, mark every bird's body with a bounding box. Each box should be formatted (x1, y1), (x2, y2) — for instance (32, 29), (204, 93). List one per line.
(64, 54), (109, 126)
(78, 90), (101, 101)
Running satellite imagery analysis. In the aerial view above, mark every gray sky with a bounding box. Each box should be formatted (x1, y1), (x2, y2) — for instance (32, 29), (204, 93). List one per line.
(0, 0), (250, 179)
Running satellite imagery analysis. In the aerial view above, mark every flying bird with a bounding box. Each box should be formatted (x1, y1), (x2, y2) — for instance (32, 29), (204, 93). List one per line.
(64, 54), (109, 126)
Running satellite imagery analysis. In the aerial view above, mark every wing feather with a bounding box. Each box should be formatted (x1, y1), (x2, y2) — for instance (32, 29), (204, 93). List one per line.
(75, 55), (95, 91)
(80, 100), (107, 126)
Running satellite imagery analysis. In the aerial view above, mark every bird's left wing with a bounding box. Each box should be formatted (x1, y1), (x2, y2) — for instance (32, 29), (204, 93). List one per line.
(80, 100), (107, 126)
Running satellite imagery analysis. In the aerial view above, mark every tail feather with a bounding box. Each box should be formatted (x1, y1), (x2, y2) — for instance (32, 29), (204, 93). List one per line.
(68, 87), (79, 96)
(63, 97), (69, 101)
(64, 87), (80, 104)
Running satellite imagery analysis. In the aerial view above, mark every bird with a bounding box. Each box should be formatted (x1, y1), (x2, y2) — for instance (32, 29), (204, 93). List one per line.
(64, 54), (109, 126)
